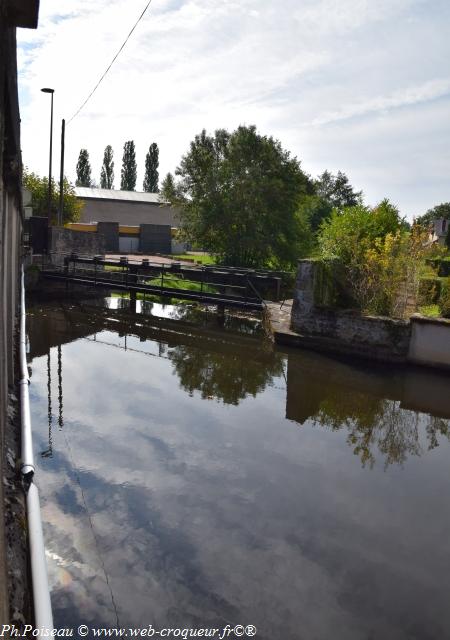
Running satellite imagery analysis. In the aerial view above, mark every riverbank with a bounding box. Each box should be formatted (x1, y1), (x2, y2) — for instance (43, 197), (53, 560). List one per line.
(269, 260), (450, 371)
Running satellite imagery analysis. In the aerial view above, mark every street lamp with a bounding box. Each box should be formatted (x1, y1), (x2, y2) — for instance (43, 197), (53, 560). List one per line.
(41, 87), (54, 222)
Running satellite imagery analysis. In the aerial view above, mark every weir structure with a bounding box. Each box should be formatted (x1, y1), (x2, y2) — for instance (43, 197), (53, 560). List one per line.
(40, 255), (284, 312)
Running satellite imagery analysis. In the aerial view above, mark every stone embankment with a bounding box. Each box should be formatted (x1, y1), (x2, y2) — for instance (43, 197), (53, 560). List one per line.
(268, 260), (450, 371)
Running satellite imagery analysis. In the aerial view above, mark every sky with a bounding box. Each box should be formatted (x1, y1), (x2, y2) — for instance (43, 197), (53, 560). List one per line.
(17, 0), (450, 219)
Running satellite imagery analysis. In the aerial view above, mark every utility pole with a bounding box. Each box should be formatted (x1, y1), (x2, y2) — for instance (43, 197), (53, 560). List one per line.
(58, 119), (65, 226)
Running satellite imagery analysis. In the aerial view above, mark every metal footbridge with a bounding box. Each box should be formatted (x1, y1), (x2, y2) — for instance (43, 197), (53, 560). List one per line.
(41, 255), (284, 311)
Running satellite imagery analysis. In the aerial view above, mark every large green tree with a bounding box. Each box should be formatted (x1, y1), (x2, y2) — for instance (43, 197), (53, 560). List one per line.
(23, 169), (83, 224)
(315, 170), (362, 209)
(171, 125), (313, 268)
(100, 145), (114, 189)
(120, 140), (137, 191)
(143, 142), (159, 192)
(75, 149), (92, 187)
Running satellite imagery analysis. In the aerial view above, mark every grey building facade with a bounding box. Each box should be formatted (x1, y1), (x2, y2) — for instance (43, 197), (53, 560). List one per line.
(75, 187), (180, 227)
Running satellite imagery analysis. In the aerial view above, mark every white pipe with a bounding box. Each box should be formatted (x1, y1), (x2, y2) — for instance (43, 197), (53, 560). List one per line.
(20, 265), (54, 628)
(20, 267), (34, 475)
(27, 483), (54, 630)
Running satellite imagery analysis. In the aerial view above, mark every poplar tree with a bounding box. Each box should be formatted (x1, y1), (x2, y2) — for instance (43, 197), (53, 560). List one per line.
(120, 140), (137, 191)
(143, 142), (159, 192)
(160, 172), (177, 203)
(100, 145), (114, 189)
(75, 149), (92, 187)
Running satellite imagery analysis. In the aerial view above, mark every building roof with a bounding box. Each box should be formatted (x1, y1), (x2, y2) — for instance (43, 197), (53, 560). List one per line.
(74, 187), (166, 205)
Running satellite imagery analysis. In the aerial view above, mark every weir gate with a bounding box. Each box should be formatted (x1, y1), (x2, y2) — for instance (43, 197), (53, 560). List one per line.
(41, 255), (284, 311)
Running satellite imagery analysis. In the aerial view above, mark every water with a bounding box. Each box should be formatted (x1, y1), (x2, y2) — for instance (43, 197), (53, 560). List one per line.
(27, 295), (450, 638)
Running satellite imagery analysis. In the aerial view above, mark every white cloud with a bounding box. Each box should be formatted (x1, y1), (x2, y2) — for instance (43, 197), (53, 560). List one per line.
(17, 0), (450, 217)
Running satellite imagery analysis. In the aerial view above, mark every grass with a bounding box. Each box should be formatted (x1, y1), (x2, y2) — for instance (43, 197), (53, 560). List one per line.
(172, 253), (217, 265)
(418, 304), (441, 318)
(145, 273), (217, 293)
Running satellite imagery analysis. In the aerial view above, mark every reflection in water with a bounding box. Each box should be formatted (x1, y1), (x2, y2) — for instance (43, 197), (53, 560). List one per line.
(27, 296), (450, 637)
(286, 353), (450, 467)
(168, 344), (283, 404)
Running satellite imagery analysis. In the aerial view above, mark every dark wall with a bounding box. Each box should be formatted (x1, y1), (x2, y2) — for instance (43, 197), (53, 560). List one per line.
(140, 224), (171, 254)
(97, 221), (119, 252)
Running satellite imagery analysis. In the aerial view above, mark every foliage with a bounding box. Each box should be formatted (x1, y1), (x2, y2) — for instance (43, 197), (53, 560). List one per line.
(440, 280), (450, 318)
(416, 202), (450, 227)
(418, 305), (441, 318)
(297, 194), (333, 233)
(171, 253), (216, 265)
(318, 201), (427, 317)
(120, 140), (137, 191)
(143, 142), (159, 192)
(160, 172), (177, 203)
(75, 149), (92, 187)
(418, 278), (442, 305)
(100, 145), (114, 189)
(170, 125), (314, 269)
(314, 170), (362, 209)
(446, 224), (450, 249)
(23, 169), (83, 224)
(168, 342), (284, 405)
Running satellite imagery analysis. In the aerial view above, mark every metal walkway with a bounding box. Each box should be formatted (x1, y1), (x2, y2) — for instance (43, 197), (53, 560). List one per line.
(41, 255), (283, 311)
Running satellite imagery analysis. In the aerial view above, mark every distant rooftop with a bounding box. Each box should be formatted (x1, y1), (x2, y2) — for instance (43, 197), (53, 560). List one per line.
(74, 187), (166, 205)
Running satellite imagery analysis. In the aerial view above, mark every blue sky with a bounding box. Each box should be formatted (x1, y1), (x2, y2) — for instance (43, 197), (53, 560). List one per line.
(17, 0), (450, 218)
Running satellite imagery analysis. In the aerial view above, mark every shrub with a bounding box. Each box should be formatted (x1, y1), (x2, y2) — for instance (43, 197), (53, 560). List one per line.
(418, 278), (442, 305)
(440, 280), (450, 318)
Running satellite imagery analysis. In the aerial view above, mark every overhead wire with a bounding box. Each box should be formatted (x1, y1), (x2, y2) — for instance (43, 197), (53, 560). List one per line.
(67, 0), (153, 124)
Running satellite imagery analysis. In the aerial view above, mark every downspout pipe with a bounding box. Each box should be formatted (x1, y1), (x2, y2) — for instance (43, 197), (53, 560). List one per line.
(20, 265), (54, 629)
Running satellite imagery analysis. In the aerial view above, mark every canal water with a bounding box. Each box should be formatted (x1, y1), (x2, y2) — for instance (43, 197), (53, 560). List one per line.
(27, 295), (450, 638)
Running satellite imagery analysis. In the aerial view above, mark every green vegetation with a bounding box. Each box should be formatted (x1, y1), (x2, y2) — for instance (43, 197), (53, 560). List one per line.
(100, 145), (114, 189)
(143, 143), (159, 192)
(418, 305), (441, 318)
(171, 253), (216, 265)
(76, 149), (92, 187)
(162, 125), (314, 270)
(121, 140), (137, 191)
(23, 169), (83, 224)
(317, 201), (430, 317)
(145, 273), (217, 294)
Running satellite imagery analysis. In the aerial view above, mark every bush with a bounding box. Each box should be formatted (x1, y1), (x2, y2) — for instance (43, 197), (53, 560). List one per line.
(418, 278), (442, 305)
(437, 258), (450, 277)
(440, 280), (450, 318)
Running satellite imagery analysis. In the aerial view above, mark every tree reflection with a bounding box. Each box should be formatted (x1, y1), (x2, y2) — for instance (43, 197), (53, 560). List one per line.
(286, 354), (450, 468)
(168, 343), (284, 405)
(314, 395), (450, 468)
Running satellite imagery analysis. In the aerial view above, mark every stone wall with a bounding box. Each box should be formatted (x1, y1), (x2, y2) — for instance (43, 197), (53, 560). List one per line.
(290, 259), (450, 369)
(291, 260), (411, 363)
(49, 227), (106, 264)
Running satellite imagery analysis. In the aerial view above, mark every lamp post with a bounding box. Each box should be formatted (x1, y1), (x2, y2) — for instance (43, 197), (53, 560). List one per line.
(41, 88), (54, 222)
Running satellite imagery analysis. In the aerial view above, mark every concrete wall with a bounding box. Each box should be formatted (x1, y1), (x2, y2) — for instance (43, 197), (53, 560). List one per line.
(79, 198), (180, 227)
(409, 316), (450, 370)
(290, 259), (450, 370)
(49, 227), (106, 264)
(0, 0), (40, 621)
